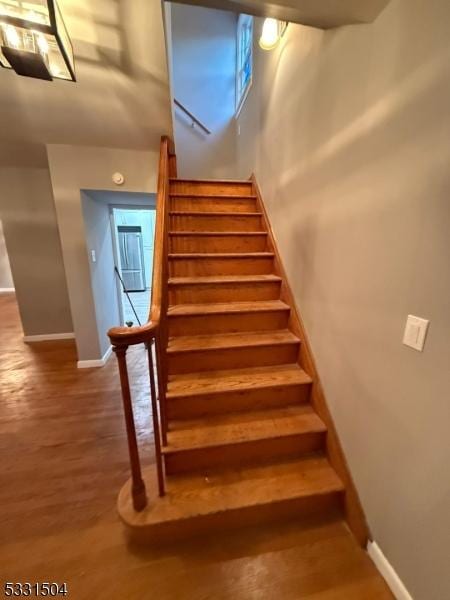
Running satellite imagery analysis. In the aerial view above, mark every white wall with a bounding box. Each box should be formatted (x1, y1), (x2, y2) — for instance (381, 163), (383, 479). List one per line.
(0, 166), (73, 336)
(47, 144), (159, 363)
(0, 0), (172, 347)
(81, 192), (121, 358)
(1, 0), (172, 159)
(0, 220), (13, 290)
(236, 2), (450, 598)
(171, 3), (238, 178)
(80, 194), (156, 358)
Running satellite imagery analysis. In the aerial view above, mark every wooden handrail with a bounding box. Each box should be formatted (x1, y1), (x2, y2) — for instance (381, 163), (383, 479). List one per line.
(108, 135), (176, 510)
(108, 136), (175, 347)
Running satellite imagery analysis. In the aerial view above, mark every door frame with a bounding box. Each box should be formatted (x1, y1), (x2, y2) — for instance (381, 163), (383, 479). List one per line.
(109, 205), (155, 326)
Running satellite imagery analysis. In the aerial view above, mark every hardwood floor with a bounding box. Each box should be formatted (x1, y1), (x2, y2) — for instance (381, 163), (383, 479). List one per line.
(0, 292), (393, 599)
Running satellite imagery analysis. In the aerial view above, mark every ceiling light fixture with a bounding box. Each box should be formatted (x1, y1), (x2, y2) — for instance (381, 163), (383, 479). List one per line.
(0, 0), (75, 82)
(259, 18), (288, 51)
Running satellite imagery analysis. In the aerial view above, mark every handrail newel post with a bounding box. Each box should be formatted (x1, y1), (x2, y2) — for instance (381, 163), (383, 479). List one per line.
(113, 344), (147, 511)
(108, 135), (175, 512)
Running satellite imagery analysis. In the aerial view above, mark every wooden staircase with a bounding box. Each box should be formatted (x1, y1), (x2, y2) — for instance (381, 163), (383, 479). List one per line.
(115, 172), (369, 545)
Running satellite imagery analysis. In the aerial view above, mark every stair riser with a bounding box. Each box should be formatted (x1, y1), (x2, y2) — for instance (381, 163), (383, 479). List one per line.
(170, 197), (257, 213)
(169, 281), (281, 304)
(164, 432), (326, 475)
(170, 181), (254, 196)
(125, 492), (344, 543)
(168, 310), (290, 336)
(167, 384), (311, 420)
(170, 214), (263, 232)
(168, 343), (300, 375)
(169, 257), (274, 277)
(170, 234), (268, 253)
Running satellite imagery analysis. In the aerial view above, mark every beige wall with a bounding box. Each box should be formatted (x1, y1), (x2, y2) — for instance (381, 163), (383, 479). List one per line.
(236, 1), (450, 598)
(47, 145), (158, 363)
(0, 167), (73, 336)
(1, 0), (172, 160)
(0, 219), (14, 290)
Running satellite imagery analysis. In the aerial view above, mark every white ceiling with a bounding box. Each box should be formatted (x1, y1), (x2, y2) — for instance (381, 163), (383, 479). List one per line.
(0, 0), (173, 166)
(172, 0), (391, 29)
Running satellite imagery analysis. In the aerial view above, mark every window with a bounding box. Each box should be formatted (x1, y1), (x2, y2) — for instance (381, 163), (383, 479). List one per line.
(236, 14), (253, 115)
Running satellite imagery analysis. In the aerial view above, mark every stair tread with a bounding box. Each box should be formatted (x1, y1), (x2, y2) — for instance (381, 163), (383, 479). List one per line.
(169, 252), (274, 259)
(170, 193), (257, 199)
(168, 300), (289, 317)
(165, 405), (326, 452)
(167, 364), (312, 398)
(169, 274), (282, 285)
(125, 455), (344, 526)
(169, 231), (267, 236)
(170, 178), (252, 184)
(170, 211), (262, 217)
(168, 330), (299, 354)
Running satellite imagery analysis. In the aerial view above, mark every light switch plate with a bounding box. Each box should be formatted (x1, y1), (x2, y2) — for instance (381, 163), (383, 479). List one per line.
(402, 315), (429, 351)
(91, 250), (96, 263)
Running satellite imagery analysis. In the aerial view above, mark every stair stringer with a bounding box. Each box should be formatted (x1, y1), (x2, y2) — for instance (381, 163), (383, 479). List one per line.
(251, 174), (370, 547)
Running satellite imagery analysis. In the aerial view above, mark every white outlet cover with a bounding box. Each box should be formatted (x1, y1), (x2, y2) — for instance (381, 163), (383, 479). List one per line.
(402, 315), (429, 352)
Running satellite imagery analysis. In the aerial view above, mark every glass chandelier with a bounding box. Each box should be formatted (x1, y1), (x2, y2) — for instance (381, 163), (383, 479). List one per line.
(0, 0), (75, 81)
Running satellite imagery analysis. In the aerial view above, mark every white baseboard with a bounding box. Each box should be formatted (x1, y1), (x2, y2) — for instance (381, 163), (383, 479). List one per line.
(0, 287), (15, 293)
(77, 345), (113, 369)
(367, 541), (413, 600)
(24, 332), (75, 342)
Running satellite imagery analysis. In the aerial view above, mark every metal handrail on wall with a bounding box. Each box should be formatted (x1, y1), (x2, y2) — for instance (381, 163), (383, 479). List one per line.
(174, 98), (211, 135)
(107, 136), (177, 511)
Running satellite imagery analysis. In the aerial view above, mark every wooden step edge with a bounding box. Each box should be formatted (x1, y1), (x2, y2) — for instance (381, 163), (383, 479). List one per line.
(167, 332), (300, 355)
(118, 458), (345, 536)
(162, 423), (327, 455)
(167, 301), (290, 317)
(168, 252), (274, 260)
(166, 377), (311, 399)
(170, 178), (253, 184)
(168, 275), (282, 286)
(167, 337), (300, 355)
(170, 193), (257, 199)
(169, 231), (268, 237)
(169, 211), (263, 217)
(167, 369), (313, 399)
(163, 409), (327, 453)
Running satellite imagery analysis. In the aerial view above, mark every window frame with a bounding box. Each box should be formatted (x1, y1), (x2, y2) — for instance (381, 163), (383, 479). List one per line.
(235, 14), (253, 117)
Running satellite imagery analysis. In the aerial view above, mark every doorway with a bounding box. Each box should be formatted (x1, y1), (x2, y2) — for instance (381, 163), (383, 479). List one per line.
(111, 207), (156, 326)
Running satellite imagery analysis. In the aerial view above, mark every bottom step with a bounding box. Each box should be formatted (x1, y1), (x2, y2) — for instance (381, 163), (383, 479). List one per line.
(118, 455), (344, 542)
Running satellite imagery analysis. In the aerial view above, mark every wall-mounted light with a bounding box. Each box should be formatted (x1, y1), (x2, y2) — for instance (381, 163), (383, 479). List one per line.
(259, 18), (288, 51)
(0, 0), (75, 82)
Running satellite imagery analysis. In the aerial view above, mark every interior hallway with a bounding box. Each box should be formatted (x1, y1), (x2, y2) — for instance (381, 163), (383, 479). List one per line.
(122, 290), (151, 326)
(0, 292), (392, 599)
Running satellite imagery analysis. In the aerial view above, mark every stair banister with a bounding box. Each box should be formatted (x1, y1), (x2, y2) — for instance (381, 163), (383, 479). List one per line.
(108, 136), (176, 510)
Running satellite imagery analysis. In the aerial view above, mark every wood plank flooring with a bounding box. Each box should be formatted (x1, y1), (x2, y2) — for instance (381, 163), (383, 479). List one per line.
(0, 293), (393, 599)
